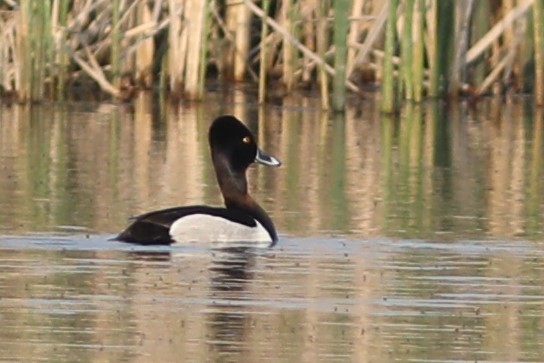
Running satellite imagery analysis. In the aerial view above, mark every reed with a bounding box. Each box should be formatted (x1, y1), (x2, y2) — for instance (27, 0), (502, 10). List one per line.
(381, 0), (398, 113)
(411, 0), (424, 102)
(197, 1), (210, 100)
(52, 0), (70, 99)
(224, 0), (251, 81)
(533, 0), (544, 105)
(470, 0), (491, 89)
(258, 0), (270, 104)
(2, 0), (544, 104)
(183, 0), (206, 100)
(317, 0), (330, 110)
(281, 0), (296, 92)
(111, 0), (121, 90)
(135, 1), (154, 89)
(426, 0), (439, 97)
(332, 0), (349, 111)
(449, 0), (475, 96)
(435, 0), (455, 97)
(401, 0), (415, 100)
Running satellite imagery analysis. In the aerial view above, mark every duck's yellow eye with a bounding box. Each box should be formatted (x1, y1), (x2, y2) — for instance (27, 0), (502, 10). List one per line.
(242, 136), (251, 144)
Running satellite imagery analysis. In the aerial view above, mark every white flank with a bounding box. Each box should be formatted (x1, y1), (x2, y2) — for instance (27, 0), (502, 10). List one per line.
(169, 214), (272, 245)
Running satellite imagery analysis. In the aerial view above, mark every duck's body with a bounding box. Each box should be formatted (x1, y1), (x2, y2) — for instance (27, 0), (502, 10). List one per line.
(115, 115), (280, 246)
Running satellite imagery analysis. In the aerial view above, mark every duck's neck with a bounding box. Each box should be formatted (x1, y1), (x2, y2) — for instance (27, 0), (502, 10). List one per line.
(213, 154), (277, 241)
(213, 154), (248, 204)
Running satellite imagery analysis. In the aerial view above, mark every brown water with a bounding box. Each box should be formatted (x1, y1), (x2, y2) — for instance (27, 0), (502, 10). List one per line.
(1, 93), (544, 362)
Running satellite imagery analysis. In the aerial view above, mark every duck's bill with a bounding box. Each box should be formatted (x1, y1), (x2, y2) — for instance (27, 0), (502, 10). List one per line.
(255, 148), (281, 167)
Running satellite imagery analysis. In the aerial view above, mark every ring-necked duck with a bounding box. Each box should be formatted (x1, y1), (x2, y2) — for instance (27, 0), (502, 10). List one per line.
(115, 115), (281, 246)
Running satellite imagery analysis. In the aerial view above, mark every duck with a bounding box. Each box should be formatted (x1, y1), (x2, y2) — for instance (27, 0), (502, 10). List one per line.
(115, 115), (281, 246)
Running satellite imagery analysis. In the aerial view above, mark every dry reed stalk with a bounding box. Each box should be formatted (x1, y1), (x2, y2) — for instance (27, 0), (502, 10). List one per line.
(470, 0), (490, 88)
(168, 0), (185, 96)
(224, 0), (237, 79)
(16, 0), (35, 100)
(449, 0), (475, 96)
(533, 0), (544, 104)
(184, 0), (207, 99)
(281, 0), (296, 91)
(300, 0), (316, 84)
(475, 52), (513, 96)
(1, 12), (16, 93)
(503, 10), (526, 90)
(346, 0), (364, 69)
(466, 0), (533, 64)
(235, 3), (251, 80)
(224, 0), (250, 81)
(209, 2), (259, 83)
(72, 47), (121, 97)
(258, 0), (270, 104)
(317, 0), (330, 109)
(347, 2), (388, 78)
(135, 0), (154, 88)
(198, 2), (210, 100)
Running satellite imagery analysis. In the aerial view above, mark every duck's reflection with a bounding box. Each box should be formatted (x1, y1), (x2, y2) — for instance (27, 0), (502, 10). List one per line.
(206, 247), (258, 355)
(122, 245), (263, 359)
(209, 247), (256, 284)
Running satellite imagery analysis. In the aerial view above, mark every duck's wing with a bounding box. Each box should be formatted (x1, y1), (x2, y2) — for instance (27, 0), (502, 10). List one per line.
(114, 206), (256, 245)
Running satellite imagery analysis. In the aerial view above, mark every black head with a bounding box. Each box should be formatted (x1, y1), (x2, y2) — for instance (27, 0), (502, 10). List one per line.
(209, 115), (280, 171)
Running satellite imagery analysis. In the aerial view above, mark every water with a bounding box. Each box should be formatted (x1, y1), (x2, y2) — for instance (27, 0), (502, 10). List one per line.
(1, 93), (544, 362)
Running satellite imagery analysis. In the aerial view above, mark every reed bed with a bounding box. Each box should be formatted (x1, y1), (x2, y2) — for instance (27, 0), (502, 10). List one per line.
(0, 0), (543, 109)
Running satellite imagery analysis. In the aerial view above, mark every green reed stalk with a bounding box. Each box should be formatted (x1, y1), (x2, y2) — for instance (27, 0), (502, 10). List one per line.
(55, 0), (70, 100)
(33, 0), (49, 100)
(332, 0), (349, 111)
(317, 0), (330, 110)
(412, 0), (424, 102)
(381, 0), (398, 113)
(111, 0), (121, 90)
(401, 0), (414, 100)
(258, 0), (270, 104)
(434, 0), (455, 97)
(533, 0), (544, 105)
(19, 0), (52, 101)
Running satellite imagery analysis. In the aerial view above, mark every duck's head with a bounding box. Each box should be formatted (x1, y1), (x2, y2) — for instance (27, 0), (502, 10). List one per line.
(209, 115), (281, 172)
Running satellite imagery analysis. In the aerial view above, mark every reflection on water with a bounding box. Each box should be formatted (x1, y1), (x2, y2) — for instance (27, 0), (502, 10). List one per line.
(1, 94), (544, 362)
(1, 95), (544, 239)
(0, 236), (543, 362)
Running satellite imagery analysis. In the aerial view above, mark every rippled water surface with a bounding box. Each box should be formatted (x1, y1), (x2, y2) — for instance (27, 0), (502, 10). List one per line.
(1, 93), (544, 362)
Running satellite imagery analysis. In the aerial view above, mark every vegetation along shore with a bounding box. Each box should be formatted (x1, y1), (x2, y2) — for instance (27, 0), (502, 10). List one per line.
(0, 0), (543, 111)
